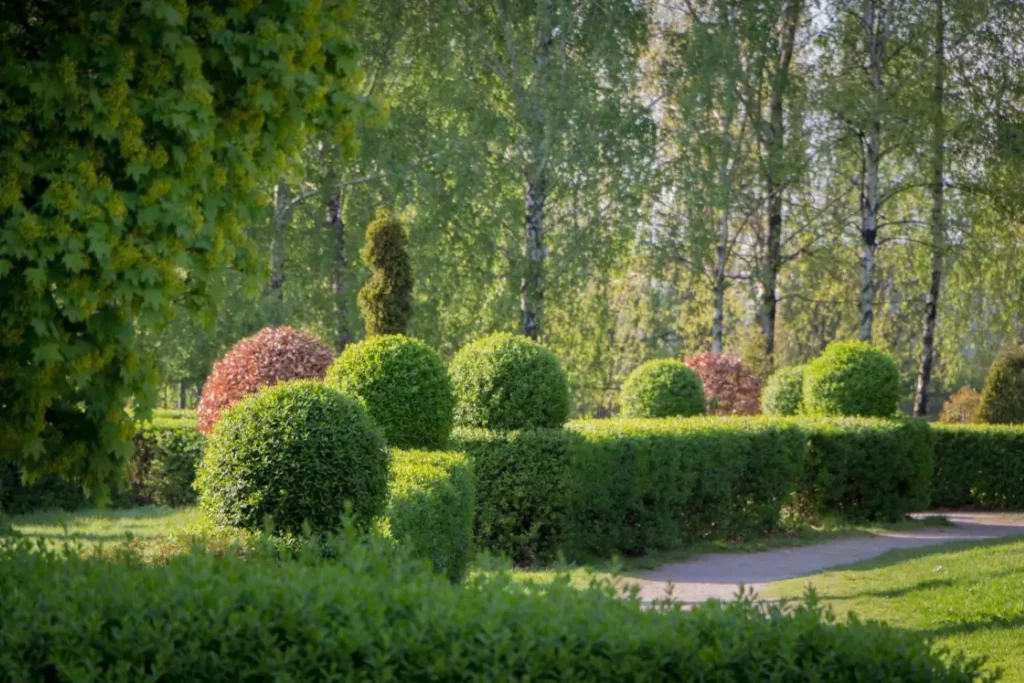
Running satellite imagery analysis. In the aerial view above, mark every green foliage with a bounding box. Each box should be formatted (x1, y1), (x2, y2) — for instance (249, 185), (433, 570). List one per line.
(619, 360), (705, 418)
(939, 385), (982, 423)
(0, 538), (985, 682)
(130, 418), (205, 507)
(387, 449), (473, 582)
(0, 462), (88, 515)
(762, 365), (805, 416)
(978, 345), (1024, 424)
(449, 333), (570, 430)
(566, 418), (806, 560)
(0, 0), (363, 495)
(931, 423), (1024, 509)
(358, 209), (413, 336)
(196, 381), (389, 534)
(797, 418), (934, 522)
(803, 341), (902, 417)
(325, 335), (453, 449)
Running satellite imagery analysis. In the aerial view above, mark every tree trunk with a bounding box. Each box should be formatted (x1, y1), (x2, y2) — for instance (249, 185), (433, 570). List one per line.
(269, 178), (289, 324)
(711, 212), (729, 354)
(757, 0), (801, 363)
(859, 0), (886, 343)
(913, 0), (946, 417)
(327, 184), (350, 352)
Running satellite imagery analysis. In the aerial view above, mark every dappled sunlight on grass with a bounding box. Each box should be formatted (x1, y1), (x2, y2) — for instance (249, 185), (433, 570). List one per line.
(9, 506), (199, 550)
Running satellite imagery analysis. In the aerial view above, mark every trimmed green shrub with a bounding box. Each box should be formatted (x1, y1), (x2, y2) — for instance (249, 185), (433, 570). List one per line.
(387, 449), (474, 582)
(803, 341), (901, 417)
(325, 335), (454, 449)
(978, 345), (1024, 424)
(761, 365), (805, 416)
(450, 333), (570, 430)
(196, 381), (389, 534)
(939, 385), (982, 423)
(566, 418), (805, 559)
(0, 540), (984, 682)
(358, 209), (413, 336)
(130, 417), (205, 507)
(932, 424), (1024, 508)
(451, 427), (575, 565)
(797, 418), (933, 522)
(619, 359), (705, 418)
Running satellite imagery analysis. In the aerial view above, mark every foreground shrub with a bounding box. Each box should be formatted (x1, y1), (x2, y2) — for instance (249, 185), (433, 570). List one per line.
(450, 333), (570, 430)
(939, 385), (983, 423)
(978, 345), (1024, 424)
(326, 335), (453, 449)
(619, 359), (705, 418)
(683, 352), (761, 415)
(387, 449), (473, 582)
(0, 539), (986, 682)
(130, 417), (205, 507)
(358, 209), (413, 335)
(196, 327), (334, 433)
(761, 365), (805, 416)
(196, 381), (389, 534)
(802, 341), (901, 418)
(797, 418), (933, 522)
(932, 424), (1024, 508)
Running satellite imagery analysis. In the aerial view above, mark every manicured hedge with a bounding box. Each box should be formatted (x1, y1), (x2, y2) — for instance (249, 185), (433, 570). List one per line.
(803, 341), (901, 418)
(797, 418), (934, 522)
(932, 424), (1024, 509)
(619, 359), (705, 418)
(387, 449), (474, 583)
(454, 419), (805, 564)
(0, 540), (985, 682)
(130, 417), (205, 507)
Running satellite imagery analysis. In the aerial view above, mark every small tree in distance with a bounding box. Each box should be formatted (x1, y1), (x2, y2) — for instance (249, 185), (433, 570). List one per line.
(358, 209), (413, 336)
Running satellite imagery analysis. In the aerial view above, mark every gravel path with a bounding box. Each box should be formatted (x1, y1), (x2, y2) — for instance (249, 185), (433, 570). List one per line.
(626, 512), (1024, 604)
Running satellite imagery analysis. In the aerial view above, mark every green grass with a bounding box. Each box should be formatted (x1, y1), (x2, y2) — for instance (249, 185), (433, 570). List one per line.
(8, 506), (199, 550)
(767, 538), (1024, 682)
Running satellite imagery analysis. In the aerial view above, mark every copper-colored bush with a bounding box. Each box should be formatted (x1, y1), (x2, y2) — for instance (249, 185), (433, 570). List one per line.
(684, 351), (761, 416)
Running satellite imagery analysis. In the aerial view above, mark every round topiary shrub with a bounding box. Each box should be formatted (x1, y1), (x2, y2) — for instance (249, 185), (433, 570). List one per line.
(449, 333), (570, 430)
(978, 345), (1024, 424)
(683, 352), (761, 415)
(195, 380), (389, 534)
(325, 335), (454, 449)
(802, 341), (901, 418)
(196, 326), (334, 433)
(761, 365), (805, 416)
(619, 359), (705, 418)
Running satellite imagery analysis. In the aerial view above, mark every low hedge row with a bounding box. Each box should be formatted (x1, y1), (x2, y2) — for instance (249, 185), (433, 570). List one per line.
(130, 416), (205, 508)
(387, 449), (474, 583)
(932, 424), (1024, 509)
(456, 417), (937, 564)
(0, 538), (985, 681)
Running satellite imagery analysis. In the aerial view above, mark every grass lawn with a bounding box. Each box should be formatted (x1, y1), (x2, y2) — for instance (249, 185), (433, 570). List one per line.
(7, 506), (199, 551)
(767, 538), (1024, 682)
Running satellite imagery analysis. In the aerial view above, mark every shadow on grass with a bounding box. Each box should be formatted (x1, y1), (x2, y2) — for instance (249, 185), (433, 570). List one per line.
(918, 615), (1024, 640)
(821, 535), (1024, 574)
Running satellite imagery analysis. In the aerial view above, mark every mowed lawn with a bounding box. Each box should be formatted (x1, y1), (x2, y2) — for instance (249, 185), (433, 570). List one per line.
(768, 538), (1024, 682)
(8, 506), (199, 550)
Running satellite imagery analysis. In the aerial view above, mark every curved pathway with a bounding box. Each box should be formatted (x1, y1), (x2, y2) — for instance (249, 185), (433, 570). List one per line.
(626, 512), (1024, 604)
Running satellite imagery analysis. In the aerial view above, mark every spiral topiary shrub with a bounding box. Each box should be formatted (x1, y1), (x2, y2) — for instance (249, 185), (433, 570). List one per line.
(449, 333), (570, 430)
(978, 345), (1024, 424)
(683, 352), (761, 415)
(358, 209), (413, 336)
(802, 341), (901, 418)
(195, 381), (389, 534)
(761, 365), (805, 416)
(619, 360), (705, 418)
(196, 327), (334, 433)
(325, 335), (454, 449)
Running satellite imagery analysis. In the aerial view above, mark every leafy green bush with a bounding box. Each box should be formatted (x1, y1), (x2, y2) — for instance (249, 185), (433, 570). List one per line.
(449, 333), (570, 430)
(761, 365), (805, 416)
(802, 341), (902, 417)
(0, 0), (363, 495)
(939, 385), (983, 423)
(566, 418), (805, 559)
(325, 335), (454, 449)
(358, 209), (413, 335)
(196, 381), (389, 534)
(387, 449), (474, 582)
(130, 417), (205, 507)
(978, 345), (1024, 424)
(0, 538), (986, 681)
(619, 359), (705, 418)
(931, 424), (1024, 508)
(0, 462), (88, 515)
(797, 418), (933, 522)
